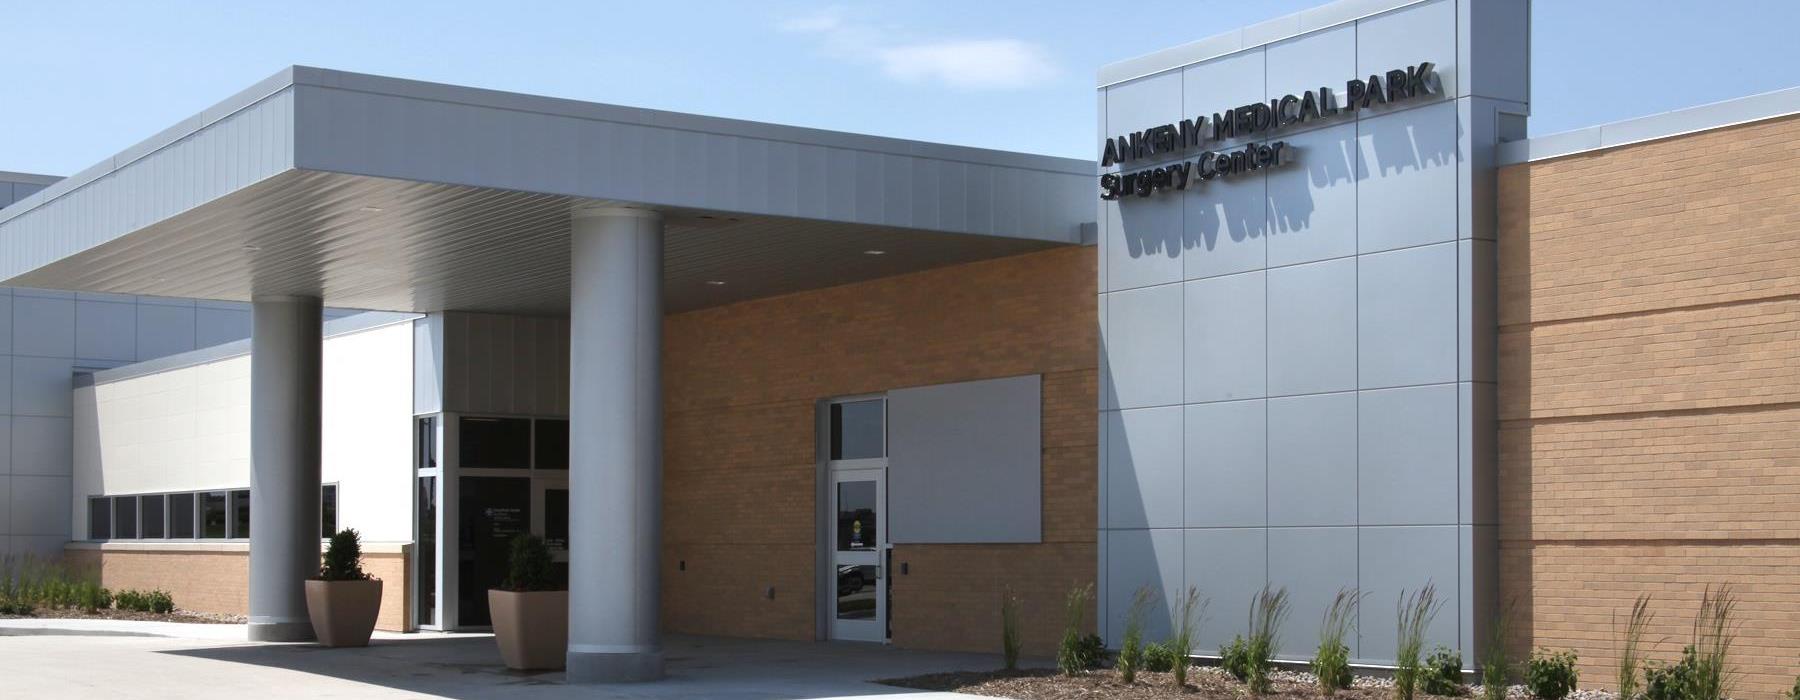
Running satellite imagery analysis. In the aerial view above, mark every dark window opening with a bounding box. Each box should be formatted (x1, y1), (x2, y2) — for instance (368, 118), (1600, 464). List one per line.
(229, 490), (250, 539)
(460, 417), (531, 469)
(201, 492), (228, 538)
(534, 419), (569, 470)
(141, 494), (166, 539)
(321, 484), (338, 537)
(114, 496), (138, 539)
(830, 400), (885, 460)
(170, 493), (195, 538)
(89, 497), (112, 540)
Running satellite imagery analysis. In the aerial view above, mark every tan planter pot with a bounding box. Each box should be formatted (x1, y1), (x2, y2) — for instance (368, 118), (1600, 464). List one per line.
(304, 578), (382, 647)
(489, 589), (568, 671)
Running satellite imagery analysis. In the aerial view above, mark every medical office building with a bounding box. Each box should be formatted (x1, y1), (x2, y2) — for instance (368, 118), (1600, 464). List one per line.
(3, 0), (1799, 694)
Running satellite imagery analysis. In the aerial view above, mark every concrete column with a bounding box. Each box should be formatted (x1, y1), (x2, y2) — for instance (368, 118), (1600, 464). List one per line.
(247, 295), (323, 642)
(566, 206), (664, 682)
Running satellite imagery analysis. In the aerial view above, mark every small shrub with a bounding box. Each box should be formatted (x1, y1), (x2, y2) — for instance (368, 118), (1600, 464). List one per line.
(1222, 635), (1253, 681)
(1423, 646), (1466, 696)
(1314, 589), (1359, 695)
(1118, 585), (1156, 683)
(319, 529), (369, 581)
(1000, 586), (1022, 671)
(1057, 582), (1095, 676)
(75, 582), (111, 614)
(1396, 584), (1445, 700)
(501, 534), (555, 591)
(1644, 649), (1698, 700)
(1785, 672), (1798, 700)
(1480, 606), (1514, 700)
(1616, 594), (1654, 700)
(1526, 649), (1579, 700)
(1168, 586), (1207, 687)
(114, 589), (175, 614)
(115, 589), (148, 612)
(1142, 640), (1178, 673)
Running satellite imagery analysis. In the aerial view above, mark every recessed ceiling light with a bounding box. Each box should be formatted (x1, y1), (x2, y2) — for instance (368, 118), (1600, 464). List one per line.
(359, 206), (384, 213)
(863, 249), (886, 256)
(705, 280), (726, 286)
(241, 244), (261, 252)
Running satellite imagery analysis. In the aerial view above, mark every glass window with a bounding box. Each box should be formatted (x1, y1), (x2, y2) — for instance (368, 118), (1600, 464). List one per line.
(201, 491), (228, 538)
(141, 494), (166, 539)
(114, 496), (138, 539)
(89, 497), (112, 540)
(836, 481), (878, 551)
(170, 493), (196, 538)
(321, 484), (338, 537)
(830, 400), (885, 460)
(418, 416), (437, 471)
(416, 476), (437, 627)
(534, 419), (569, 470)
(229, 490), (251, 539)
(460, 417), (531, 469)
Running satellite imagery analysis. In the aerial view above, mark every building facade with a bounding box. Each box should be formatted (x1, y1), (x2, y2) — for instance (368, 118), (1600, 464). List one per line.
(5, 0), (1800, 696)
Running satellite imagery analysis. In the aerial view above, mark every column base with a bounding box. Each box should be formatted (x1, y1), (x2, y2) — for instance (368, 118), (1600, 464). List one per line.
(247, 620), (316, 642)
(566, 649), (664, 683)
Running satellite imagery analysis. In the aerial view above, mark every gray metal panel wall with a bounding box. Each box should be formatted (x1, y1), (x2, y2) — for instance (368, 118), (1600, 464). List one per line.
(1096, 0), (1522, 664)
(888, 374), (1041, 544)
(0, 89), (296, 280)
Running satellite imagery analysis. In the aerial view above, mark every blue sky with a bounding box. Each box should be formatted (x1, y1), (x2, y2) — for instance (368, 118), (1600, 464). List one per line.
(2, 1), (1797, 175)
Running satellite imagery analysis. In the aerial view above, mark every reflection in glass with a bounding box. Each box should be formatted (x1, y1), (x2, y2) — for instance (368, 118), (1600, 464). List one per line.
(835, 564), (878, 620)
(836, 481), (877, 551)
(229, 490), (251, 538)
(321, 484), (338, 537)
(201, 491), (228, 538)
(830, 400), (885, 460)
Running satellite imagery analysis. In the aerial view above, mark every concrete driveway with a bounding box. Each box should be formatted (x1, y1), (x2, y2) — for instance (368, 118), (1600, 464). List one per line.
(0, 624), (1011, 699)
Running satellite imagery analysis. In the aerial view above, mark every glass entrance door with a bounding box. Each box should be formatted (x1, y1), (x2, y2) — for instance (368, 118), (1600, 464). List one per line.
(457, 476), (531, 627)
(830, 468), (886, 642)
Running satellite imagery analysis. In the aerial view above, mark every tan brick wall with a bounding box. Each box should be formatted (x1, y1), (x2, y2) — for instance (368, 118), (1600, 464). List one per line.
(661, 245), (1097, 655)
(1497, 114), (1800, 699)
(64, 545), (412, 631)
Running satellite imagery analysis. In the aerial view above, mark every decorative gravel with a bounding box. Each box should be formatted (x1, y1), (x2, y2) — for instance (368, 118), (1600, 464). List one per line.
(882, 665), (1621, 700)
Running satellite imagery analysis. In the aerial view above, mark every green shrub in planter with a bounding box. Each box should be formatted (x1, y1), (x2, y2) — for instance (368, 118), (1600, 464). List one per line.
(1142, 641), (1178, 673)
(321, 529), (371, 581)
(501, 534), (554, 591)
(1785, 672), (1798, 700)
(1526, 649), (1579, 700)
(1423, 646), (1466, 696)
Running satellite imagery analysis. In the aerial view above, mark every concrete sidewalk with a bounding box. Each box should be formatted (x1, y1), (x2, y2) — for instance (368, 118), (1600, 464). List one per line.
(0, 622), (1015, 699)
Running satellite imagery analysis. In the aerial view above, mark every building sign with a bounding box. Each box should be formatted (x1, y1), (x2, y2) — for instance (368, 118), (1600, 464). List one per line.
(1100, 61), (1440, 200)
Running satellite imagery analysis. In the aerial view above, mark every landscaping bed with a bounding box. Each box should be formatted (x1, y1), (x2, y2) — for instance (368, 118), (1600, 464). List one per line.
(881, 666), (1615, 700)
(1, 607), (242, 624)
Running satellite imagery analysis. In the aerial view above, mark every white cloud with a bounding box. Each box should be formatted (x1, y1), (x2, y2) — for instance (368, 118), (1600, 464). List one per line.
(779, 9), (1057, 91)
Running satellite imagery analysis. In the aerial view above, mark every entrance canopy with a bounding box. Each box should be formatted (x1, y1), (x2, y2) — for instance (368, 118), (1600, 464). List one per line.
(0, 67), (1093, 314)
